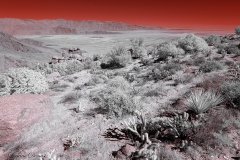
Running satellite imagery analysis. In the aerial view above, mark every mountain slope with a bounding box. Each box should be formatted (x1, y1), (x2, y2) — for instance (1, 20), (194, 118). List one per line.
(0, 18), (161, 35)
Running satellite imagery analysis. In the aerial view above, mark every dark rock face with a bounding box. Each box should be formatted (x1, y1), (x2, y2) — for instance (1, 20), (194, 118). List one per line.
(53, 26), (77, 34)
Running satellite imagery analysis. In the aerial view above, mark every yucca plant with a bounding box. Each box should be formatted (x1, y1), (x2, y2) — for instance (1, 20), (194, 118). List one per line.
(185, 89), (225, 114)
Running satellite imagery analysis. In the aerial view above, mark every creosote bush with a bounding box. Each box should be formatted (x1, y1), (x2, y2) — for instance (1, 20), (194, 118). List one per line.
(35, 60), (84, 76)
(103, 46), (132, 68)
(178, 34), (209, 53)
(0, 74), (10, 96)
(224, 44), (240, 55)
(205, 34), (221, 46)
(156, 41), (185, 60)
(235, 26), (240, 35)
(90, 77), (142, 117)
(59, 91), (82, 104)
(85, 75), (108, 86)
(130, 37), (147, 58)
(221, 81), (240, 108)
(199, 61), (224, 73)
(0, 67), (48, 96)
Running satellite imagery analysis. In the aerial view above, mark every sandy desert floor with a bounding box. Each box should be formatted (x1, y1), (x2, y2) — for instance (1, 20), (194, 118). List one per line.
(1, 29), (240, 160)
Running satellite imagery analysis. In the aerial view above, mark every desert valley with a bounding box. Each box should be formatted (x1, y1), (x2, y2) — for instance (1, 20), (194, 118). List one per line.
(0, 18), (240, 160)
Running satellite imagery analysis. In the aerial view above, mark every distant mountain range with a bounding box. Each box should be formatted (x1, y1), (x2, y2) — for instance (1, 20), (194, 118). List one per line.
(0, 18), (161, 35)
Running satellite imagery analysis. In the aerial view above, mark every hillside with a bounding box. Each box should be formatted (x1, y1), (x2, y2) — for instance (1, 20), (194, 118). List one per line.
(0, 18), (161, 35)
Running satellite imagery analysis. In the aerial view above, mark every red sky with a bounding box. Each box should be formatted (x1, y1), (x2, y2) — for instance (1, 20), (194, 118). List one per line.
(0, 0), (239, 30)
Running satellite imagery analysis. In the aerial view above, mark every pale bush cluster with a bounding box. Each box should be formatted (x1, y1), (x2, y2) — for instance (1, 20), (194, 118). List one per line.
(205, 34), (221, 46)
(235, 26), (240, 35)
(0, 75), (11, 96)
(103, 46), (132, 68)
(221, 81), (240, 108)
(199, 61), (224, 73)
(53, 60), (84, 75)
(0, 67), (48, 96)
(178, 34), (209, 53)
(35, 60), (84, 76)
(155, 34), (209, 60)
(85, 75), (108, 86)
(90, 77), (142, 117)
(156, 41), (185, 59)
(130, 37), (147, 58)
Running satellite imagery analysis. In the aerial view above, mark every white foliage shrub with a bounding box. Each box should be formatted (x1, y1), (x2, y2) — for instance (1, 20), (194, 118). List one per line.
(178, 34), (209, 53)
(156, 41), (185, 58)
(130, 37), (147, 58)
(52, 60), (84, 75)
(2, 67), (49, 95)
(235, 26), (240, 35)
(104, 46), (132, 68)
(0, 75), (11, 96)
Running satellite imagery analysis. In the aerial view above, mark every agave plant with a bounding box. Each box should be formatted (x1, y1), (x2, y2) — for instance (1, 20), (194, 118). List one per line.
(185, 89), (225, 114)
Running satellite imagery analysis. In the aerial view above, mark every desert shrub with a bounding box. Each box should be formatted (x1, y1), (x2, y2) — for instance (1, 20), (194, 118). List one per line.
(224, 44), (240, 55)
(123, 73), (136, 83)
(178, 34), (209, 53)
(172, 73), (193, 84)
(92, 54), (102, 61)
(193, 57), (206, 66)
(185, 89), (224, 114)
(2, 67), (48, 95)
(130, 37), (147, 58)
(74, 84), (85, 91)
(83, 57), (94, 69)
(34, 62), (53, 75)
(193, 111), (231, 149)
(196, 74), (227, 91)
(199, 61), (224, 73)
(221, 81), (240, 108)
(140, 56), (152, 66)
(103, 46), (132, 68)
(59, 91), (82, 104)
(163, 63), (183, 74)
(156, 41), (185, 60)
(90, 87), (140, 117)
(63, 76), (76, 83)
(213, 131), (233, 147)
(157, 147), (184, 160)
(85, 75), (108, 86)
(205, 34), (221, 46)
(0, 74), (11, 96)
(235, 26), (240, 35)
(52, 60), (84, 75)
(150, 64), (175, 80)
(49, 79), (70, 92)
(144, 90), (162, 97)
(90, 77), (141, 117)
(107, 76), (132, 91)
